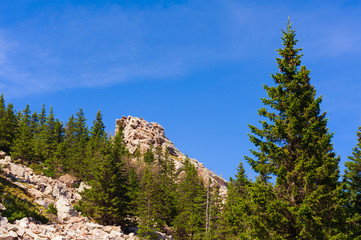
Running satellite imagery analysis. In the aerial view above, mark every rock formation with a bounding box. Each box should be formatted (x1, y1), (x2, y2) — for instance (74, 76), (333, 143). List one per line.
(0, 155), (173, 240)
(116, 116), (228, 197)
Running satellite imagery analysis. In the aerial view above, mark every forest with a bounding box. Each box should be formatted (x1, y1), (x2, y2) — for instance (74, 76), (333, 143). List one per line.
(0, 21), (361, 239)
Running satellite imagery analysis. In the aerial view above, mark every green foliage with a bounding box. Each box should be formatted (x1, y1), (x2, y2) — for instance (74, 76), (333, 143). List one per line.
(343, 125), (361, 238)
(80, 129), (131, 226)
(0, 95), (18, 153)
(46, 203), (58, 215)
(241, 19), (345, 238)
(0, 178), (49, 224)
(173, 158), (207, 240)
(143, 145), (155, 164)
(11, 105), (34, 163)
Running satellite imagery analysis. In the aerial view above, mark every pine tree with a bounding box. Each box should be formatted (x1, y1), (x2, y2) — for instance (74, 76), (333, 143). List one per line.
(222, 163), (253, 239)
(143, 145), (155, 164)
(244, 19), (345, 238)
(11, 105), (34, 163)
(45, 106), (63, 159)
(33, 105), (47, 162)
(0, 95), (17, 152)
(43, 107), (64, 177)
(136, 167), (159, 239)
(86, 110), (107, 179)
(343, 125), (361, 238)
(58, 109), (89, 177)
(174, 158), (207, 240)
(2, 103), (17, 153)
(81, 130), (130, 226)
(0, 94), (6, 151)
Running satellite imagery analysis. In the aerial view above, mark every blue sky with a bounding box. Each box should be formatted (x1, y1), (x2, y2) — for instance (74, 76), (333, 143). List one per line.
(1, 0), (360, 180)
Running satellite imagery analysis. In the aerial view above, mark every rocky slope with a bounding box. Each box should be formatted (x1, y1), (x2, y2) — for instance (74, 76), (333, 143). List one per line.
(0, 154), (172, 240)
(116, 116), (228, 196)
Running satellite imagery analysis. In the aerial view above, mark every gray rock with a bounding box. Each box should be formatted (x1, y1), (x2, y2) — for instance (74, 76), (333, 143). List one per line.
(28, 187), (44, 199)
(55, 197), (78, 222)
(9, 163), (25, 178)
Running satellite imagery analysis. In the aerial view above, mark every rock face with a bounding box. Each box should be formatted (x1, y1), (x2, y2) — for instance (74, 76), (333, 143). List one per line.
(116, 116), (228, 196)
(116, 116), (183, 157)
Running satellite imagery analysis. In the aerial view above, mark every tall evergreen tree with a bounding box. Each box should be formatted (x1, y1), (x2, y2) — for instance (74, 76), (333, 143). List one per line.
(343, 125), (361, 238)
(3, 103), (17, 153)
(0, 95), (17, 152)
(55, 114), (77, 173)
(174, 158), (207, 240)
(81, 130), (130, 226)
(0, 94), (6, 151)
(86, 110), (107, 179)
(11, 105), (34, 163)
(33, 105), (47, 162)
(244, 20), (345, 238)
(58, 109), (89, 177)
(222, 163), (253, 239)
(136, 167), (159, 239)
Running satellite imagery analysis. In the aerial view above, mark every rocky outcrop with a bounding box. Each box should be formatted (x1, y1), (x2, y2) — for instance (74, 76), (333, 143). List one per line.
(0, 155), (173, 240)
(116, 116), (228, 197)
(116, 116), (183, 157)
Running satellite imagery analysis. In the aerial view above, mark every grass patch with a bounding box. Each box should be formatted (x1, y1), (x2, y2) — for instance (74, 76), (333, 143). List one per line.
(0, 175), (49, 223)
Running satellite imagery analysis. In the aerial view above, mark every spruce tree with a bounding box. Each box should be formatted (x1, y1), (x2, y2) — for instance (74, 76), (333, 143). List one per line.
(43, 107), (64, 176)
(86, 110), (107, 179)
(136, 167), (159, 239)
(343, 125), (361, 238)
(55, 114), (77, 173)
(222, 163), (253, 239)
(33, 105), (47, 162)
(59, 109), (89, 177)
(2, 103), (17, 153)
(174, 158), (207, 239)
(244, 20), (344, 238)
(143, 145), (155, 164)
(11, 105), (34, 163)
(0, 94), (6, 151)
(81, 130), (130, 226)
(0, 95), (17, 152)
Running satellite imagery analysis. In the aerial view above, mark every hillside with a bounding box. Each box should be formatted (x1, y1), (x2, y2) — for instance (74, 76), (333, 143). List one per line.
(0, 115), (226, 239)
(0, 153), (154, 239)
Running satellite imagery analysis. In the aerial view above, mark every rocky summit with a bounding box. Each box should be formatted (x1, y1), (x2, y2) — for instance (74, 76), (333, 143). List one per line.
(116, 116), (228, 196)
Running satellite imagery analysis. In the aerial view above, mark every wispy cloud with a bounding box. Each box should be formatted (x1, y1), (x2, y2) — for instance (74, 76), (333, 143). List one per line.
(0, 1), (245, 96)
(0, 0), (360, 97)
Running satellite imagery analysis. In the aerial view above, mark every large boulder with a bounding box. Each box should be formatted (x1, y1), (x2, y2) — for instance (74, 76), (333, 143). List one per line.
(55, 197), (78, 222)
(9, 164), (25, 178)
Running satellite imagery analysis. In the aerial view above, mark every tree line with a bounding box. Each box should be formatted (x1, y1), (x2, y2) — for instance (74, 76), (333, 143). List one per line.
(0, 95), (223, 239)
(1, 19), (361, 239)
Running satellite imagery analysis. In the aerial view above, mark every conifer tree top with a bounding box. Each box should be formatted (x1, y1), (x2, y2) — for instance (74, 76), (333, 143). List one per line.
(246, 19), (339, 186)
